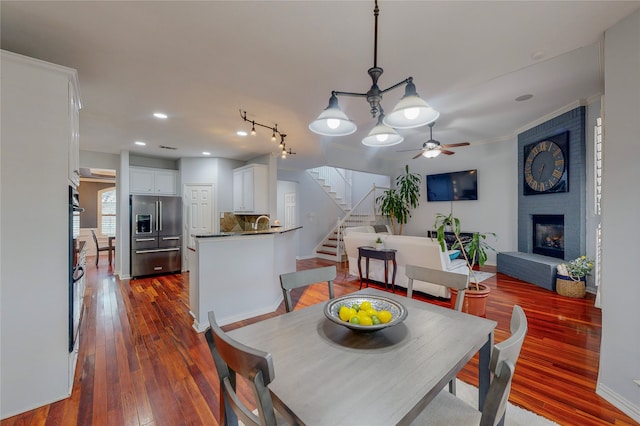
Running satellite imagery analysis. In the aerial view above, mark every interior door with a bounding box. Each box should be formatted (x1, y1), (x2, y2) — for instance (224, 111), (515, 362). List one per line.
(284, 191), (296, 227)
(184, 184), (214, 248)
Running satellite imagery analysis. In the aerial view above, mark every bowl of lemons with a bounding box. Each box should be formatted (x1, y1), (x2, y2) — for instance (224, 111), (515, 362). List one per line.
(324, 294), (408, 332)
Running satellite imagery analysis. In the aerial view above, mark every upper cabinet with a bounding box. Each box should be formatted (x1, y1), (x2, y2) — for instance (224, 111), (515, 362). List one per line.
(233, 164), (268, 213)
(130, 167), (178, 195)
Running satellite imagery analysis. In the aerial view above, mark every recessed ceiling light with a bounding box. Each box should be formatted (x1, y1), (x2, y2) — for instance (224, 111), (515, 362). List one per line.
(237, 131), (248, 137)
(202, 151), (211, 156)
(153, 112), (168, 119)
(515, 94), (534, 102)
(134, 141), (146, 146)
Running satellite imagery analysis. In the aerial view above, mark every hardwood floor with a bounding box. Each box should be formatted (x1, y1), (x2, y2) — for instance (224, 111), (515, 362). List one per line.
(2, 257), (637, 425)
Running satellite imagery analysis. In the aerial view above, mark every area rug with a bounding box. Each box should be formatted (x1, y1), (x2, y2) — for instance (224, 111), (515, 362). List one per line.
(469, 270), (495, 284)
(455, 379), (559, 425)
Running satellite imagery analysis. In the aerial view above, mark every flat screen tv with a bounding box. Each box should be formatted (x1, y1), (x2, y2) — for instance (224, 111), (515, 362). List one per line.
(426, 169), (478, 201)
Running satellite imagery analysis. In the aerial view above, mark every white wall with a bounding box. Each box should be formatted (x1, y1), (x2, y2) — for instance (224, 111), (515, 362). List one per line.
(598, 8), (640, 422)
(391, 139), (519, 265)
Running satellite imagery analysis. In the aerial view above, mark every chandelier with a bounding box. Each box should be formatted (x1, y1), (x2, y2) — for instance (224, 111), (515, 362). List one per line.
(240, 110), (295, 159)
(309, 0), (439, 147)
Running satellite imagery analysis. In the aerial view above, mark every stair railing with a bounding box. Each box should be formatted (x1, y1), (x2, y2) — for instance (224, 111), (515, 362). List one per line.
(308, 167), (353, 210)
(312, 185), (388, 261)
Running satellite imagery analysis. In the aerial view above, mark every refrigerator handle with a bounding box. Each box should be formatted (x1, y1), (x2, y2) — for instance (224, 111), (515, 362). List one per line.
(159, 200), (163, 231)
(155, 201), (159, 231)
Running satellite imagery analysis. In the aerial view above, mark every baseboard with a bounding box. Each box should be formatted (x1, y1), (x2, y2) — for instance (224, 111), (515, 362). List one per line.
(596, 382), (640, 423)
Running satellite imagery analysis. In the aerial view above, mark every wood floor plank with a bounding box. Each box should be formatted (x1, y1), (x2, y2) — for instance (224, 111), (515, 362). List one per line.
(1, 257), (637, 426)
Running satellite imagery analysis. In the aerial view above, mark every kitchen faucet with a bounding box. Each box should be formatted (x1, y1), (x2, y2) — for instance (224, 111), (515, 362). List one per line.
(252, 215), (270, 230)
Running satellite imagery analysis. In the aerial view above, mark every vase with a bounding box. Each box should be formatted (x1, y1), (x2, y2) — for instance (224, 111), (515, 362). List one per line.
(556, 274), (586, 298)
(375, 243), (384, 250)
(450, 283), (490, 316)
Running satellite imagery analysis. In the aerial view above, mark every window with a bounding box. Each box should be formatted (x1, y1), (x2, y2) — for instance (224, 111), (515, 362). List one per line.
(98, 187), (116, 236)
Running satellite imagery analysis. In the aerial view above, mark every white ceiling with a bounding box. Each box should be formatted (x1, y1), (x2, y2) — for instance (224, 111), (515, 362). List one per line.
(2, 1), (639, 170)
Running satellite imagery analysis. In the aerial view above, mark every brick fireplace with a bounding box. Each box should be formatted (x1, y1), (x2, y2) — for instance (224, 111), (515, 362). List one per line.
(498, 107), (587, 290)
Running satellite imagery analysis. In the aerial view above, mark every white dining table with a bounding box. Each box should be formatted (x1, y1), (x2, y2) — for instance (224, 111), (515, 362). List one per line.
(228, 288), (497, 426)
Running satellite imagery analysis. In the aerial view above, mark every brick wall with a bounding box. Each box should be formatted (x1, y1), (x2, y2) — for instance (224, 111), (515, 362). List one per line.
(517, 107), (586, 260)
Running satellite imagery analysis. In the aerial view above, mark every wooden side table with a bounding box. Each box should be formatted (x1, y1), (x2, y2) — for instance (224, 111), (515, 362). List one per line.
(357, 246), (397, 292)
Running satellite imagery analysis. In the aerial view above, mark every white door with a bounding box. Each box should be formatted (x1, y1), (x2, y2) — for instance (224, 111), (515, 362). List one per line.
(184, 184), (214, 261)
(284, 192), (296, 227)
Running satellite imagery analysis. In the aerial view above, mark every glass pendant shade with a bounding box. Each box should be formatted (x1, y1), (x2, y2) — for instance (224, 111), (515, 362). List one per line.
(422, 149), (441, 158)
(309, 95), (357, 136)
(383, 81), (439, 129)
(362, 118), (404, 147)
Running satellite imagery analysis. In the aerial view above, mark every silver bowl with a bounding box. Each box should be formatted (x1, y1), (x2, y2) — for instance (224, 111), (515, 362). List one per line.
(324, 294), (408, 332)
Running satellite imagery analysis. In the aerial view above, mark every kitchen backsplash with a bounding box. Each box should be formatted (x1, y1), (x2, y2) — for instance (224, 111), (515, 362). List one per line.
(220, 212), (270, 232)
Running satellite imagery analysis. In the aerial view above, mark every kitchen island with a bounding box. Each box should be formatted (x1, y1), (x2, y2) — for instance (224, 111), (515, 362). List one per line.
(188, 226), (301, 332)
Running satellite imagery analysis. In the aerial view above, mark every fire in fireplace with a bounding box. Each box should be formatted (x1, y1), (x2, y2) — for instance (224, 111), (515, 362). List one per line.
(532, 214), (564, 259)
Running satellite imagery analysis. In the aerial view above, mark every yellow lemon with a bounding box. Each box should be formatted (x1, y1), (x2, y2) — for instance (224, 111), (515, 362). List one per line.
(339, 306), (351, 322)
(377, 310), (393, 323)
(360, 301), (372, 311)
(359, 316), (373, 326)
(366, 308), (378, 317)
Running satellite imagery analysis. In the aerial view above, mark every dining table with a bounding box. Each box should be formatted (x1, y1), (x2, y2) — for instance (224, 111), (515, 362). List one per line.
(227, 288), (497, 425)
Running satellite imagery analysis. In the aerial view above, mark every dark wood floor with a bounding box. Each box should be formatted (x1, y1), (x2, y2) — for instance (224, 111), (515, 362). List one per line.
(2, 256), (637, 426)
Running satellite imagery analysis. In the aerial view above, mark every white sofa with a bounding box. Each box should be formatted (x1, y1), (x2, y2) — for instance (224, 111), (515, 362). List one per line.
(343, 229), (468, 298)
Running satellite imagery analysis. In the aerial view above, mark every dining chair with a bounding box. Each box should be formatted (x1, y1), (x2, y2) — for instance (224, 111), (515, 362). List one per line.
(91, 229), (114, 267)
(490, 305), (528, 375)
(405, 264), (470, 395)
(405, 264), (469, 309)
(205, 311), (295, 426)
(279, 266), (336, 312)
(409, 359), (515, 426)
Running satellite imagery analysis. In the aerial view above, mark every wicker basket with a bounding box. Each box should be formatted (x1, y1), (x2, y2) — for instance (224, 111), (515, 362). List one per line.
(556, 274), (586, 298)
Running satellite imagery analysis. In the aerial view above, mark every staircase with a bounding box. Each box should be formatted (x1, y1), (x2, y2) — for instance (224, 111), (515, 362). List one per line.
(314, 185), (387, 262)
(308, 167), (352, 211)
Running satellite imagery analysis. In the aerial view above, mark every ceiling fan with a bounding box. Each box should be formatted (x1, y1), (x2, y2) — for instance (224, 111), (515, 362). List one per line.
(398, 122), (470, 159)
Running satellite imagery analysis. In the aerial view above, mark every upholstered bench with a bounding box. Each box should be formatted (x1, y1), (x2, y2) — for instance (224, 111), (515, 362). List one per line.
(497, 252), (562, 291)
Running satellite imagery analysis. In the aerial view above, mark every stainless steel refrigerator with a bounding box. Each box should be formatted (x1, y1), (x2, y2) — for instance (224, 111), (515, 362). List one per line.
(130, 195), (182, 278)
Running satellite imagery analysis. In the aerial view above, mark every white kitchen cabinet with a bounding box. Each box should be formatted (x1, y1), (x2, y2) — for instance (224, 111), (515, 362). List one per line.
(233, 164), (268, 213)
(130, 167), (178, 195)
(1, 50), (82, 418)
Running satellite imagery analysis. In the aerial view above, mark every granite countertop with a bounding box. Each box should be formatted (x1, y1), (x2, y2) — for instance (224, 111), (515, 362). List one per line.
(192, 225), (302, 238)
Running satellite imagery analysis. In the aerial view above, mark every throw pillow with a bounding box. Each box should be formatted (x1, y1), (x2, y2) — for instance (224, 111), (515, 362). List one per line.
(448, 250), (461, 261)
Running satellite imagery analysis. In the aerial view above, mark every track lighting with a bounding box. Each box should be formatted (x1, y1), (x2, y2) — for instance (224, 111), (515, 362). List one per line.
(240, 110), (294, 159)
(309, 0), (438, 146)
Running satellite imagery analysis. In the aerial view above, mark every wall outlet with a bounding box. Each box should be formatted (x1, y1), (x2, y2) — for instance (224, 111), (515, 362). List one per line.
(220, 212), (224, 219)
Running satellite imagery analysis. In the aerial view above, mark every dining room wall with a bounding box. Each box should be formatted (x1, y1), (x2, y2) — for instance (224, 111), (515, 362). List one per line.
(78, 181), (114, 228)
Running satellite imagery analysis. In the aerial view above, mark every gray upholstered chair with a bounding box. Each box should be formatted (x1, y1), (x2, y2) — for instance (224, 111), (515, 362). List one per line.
(279, 266), (336, 312)
(410, 360), (515, 426)
(405, 264), (469, 308)
(205, 311), (294, 426)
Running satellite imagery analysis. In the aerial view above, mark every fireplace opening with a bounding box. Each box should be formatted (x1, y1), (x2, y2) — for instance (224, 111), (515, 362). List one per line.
(532, 214), (564, 259)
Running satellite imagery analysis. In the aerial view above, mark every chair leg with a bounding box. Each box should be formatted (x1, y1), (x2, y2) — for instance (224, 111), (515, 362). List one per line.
(96, 253), (99, 267)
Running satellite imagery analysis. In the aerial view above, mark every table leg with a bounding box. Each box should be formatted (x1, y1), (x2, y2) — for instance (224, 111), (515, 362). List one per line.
(383, 260), (389, 291)
(358, 255), (364, 289)
(365, 258), (370, 288)
(478, 331), (493, 410)
(391, 258), (397, 293)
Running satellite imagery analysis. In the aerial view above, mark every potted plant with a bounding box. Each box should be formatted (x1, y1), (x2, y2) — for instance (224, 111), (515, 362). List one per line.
(376, 165), (421, 235)
(432, 212), (497, 316)
(555, 256), (594, 298)
(375, 237), (384, 250)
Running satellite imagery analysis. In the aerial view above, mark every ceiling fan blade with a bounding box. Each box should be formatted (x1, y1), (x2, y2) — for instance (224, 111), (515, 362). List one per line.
(396, 148), (422, 153)
(441, 142), (470, 148)
(440, 150), (456, 155)
(412, 151), (425, 159)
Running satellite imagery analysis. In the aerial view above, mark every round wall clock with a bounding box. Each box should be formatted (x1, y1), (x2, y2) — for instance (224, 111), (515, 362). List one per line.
(523, 140), (567, 194)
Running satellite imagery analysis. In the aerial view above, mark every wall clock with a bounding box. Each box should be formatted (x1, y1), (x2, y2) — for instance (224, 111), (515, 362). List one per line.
(523, 135), (568, 195)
